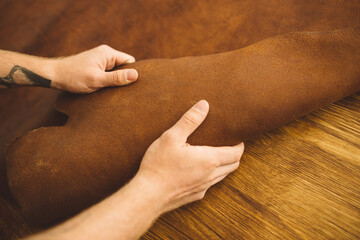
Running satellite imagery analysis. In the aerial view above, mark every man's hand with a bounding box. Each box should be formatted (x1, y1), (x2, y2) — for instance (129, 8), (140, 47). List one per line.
(29, 100), (244, 240)
(137, 100), (244, 213)
(0, 45), (138, 93)
(52, 45), (138, 93)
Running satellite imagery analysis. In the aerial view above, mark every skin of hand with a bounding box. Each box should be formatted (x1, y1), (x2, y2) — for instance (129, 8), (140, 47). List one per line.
(29, 100), (244, 240)
(137, 100), (244, 212)
(0, 45), (138, 93)
(51, 45), (138, 93)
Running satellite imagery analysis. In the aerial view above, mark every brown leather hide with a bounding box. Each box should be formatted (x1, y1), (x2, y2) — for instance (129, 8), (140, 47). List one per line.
(6, 27), (360, 225)
(1, 0), (360, 227)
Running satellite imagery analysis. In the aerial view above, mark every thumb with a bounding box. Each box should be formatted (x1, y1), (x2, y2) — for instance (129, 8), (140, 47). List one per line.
(102, 68), (138, 87)
(168, 100), (209, 142)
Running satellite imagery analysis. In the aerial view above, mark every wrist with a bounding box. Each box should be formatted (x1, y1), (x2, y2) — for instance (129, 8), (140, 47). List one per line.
(38, 58), (62, 89)
(128, 173), (170, 216)
(25, 56), (59, 88)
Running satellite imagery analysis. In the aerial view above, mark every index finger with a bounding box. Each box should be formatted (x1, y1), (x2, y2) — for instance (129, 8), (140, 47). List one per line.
(106, 46), (136, 67)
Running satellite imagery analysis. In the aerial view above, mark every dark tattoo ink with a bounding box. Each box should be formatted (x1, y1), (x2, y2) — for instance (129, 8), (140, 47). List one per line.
(0, 65), (51, 88)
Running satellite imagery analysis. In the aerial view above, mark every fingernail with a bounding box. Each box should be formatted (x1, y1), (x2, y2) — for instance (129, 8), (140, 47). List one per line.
(126, 69), (138, 81)
(193, 100), (209, 112)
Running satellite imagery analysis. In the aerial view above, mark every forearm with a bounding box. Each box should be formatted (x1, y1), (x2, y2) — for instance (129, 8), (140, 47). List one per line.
(0, 46), (138, 93)
(29, 175), (166, 240)
(0, 50), (57, 88)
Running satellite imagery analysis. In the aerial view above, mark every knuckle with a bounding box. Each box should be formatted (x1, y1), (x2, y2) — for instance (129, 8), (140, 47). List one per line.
(160, 130), (176, 143)
(228, 148), (242, 164)
(113, 71), (125, 85)
(83, 87), (96, 94)
(234, 149), (243, 161)
(232, 154), (239, 164)
(204, 158), (218, 169)
(88, 74), (102, 88)
(98, 44), (109, 51)
(233, 161), (240, 170)
(183, 111), (199, 126)
(198, 191), (206, 200)
(112, 71), (119, 83)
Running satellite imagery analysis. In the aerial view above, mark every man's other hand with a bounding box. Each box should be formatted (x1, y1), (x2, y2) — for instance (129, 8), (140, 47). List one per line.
(52, 45), (138, 93)
(137, 100), (245, 213)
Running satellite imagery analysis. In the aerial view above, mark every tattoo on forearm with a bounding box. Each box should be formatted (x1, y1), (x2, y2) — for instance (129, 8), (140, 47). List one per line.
(0, 65), (51, 88)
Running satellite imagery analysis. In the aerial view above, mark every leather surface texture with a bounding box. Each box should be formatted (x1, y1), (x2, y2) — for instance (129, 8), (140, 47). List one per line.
(6, 27), (360, 225)
(1, 0), (360, 229)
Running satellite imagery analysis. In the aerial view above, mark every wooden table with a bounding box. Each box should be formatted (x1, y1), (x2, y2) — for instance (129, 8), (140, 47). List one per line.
(1, 1), (359, 239)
